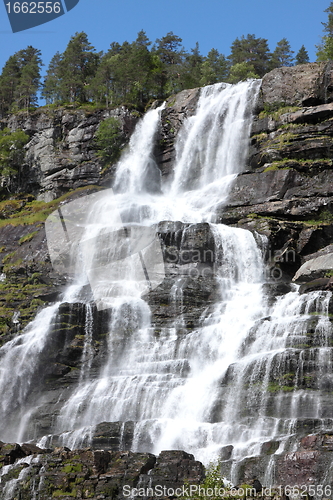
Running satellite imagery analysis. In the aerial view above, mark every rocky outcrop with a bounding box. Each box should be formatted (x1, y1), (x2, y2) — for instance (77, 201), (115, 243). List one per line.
(293, 245), (333, 283)
(0, 445), (205, 500)
(222, 431), (333, 490)
(0, 186), (104, 342)
(156, 88), (200, 178)
(257, 62), (333, 108)
(1, 106), (139, 201)
(4, 434), (333, 498)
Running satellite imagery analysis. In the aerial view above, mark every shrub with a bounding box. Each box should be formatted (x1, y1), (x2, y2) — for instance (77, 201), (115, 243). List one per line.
(0, 128), (29, 178)
(95, 117), (123, 165)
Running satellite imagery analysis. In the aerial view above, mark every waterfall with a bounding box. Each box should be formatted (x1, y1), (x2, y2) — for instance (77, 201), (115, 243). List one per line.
(0, 303), (59, 442)
(1, 79), (333, 487)
(49, 80), (264, 454)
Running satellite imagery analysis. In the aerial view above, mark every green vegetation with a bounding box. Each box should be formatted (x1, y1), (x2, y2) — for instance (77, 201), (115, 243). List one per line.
(267, 382), (294, 393)
(0, 186), (103, 341)
(316, 2), (333, 61)
(95, 116), (123, 166)
(61, 463), (83, 473)
(263, 158), (333, 173)
(53, 489), (77, 497)
(182, 460), (226, 500)
(275, 131), (297, 145)
(263, 160), (291, 171)
(317, 209), (333, 223)
(296, 45), (310, 65)
(263, 165), (280, 172)
(227, 34), (270, 77)
(251, 132), (268, 142)
(259, 104), (301, 120)
(0, 46), (42, 116)
(228, 62), (259, 84)
(0, 19), (318, 116)
(18, 230), (38, 245)
(269, 38), (294, 68)
(0, 273), (50, 340)
(0, 128), (29, 184)
(0, 185), (102, 227)
(202, 461), (225, 491)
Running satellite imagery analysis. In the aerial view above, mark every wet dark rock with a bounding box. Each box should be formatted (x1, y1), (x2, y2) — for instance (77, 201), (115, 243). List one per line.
(156, 88), (200, 179)
(260, 441), (280, 456)
(298, 277), (332, 294)
(150, 450), (205, 488)
(92, 422), (135, 451)
(253, 478), (263, 492)
(0, 445), (204, 500)
(227, 169), (295, 207)
(220, 445), (234, 461)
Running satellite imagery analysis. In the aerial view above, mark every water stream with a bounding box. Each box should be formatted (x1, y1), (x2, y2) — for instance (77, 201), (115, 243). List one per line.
(1, 80), (333, 487)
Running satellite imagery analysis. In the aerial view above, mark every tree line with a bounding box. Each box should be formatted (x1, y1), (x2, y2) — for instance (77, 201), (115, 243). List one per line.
(1, 2), (333, 116)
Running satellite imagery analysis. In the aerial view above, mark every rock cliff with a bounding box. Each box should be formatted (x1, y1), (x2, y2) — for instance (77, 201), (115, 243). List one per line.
(2, 63), (333, 496)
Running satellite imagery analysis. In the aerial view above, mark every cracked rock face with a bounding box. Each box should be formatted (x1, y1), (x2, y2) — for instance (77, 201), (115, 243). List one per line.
(257, 62), (333, 108)
(2, 107), (139, 201)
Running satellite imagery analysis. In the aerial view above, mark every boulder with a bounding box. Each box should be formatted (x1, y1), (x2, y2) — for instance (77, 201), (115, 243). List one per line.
(293, 251), (333, 282)
(258, 62), (333, 109)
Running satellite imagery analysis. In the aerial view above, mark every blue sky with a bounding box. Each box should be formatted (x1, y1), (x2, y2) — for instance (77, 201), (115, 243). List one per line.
(0, 0), (331, 78)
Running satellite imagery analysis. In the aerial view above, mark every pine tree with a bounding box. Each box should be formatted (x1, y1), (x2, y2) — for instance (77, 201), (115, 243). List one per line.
(15, 46), (43, 110)
(153, 32), (185, 96)
(0, 55), (20, 117)
(0, 127), (29, 188)
(105, 41), (133, 104)
(181, 42), (204, 89)
(58, 32), (100, 103)
(323, 1), (333, 36)
(270, 38), (294, 69)
(0, 46), (42, 115)
(317, 2), (333, 60)
(127, 31), (155, 106)
(205, 49), (229, 82)
(42, 52), (62, 104)
(228, 34), (271, 77)
(91, 53), (114, 107)
(295, 45), (310, 65)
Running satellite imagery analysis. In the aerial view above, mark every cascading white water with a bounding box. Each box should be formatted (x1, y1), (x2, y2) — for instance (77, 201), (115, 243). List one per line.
(1, 79), (333, 488)
(0, 303), (59, 442)
(49, 80), (265, 453)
